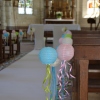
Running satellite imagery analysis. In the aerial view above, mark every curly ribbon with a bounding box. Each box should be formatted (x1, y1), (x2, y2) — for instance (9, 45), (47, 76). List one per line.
(57, 61), (75, 100)
(50, 67), (57, 100)
(57, 60), (69, 100)
(43, 64), (51, 100)
(67, 62), (75, 79)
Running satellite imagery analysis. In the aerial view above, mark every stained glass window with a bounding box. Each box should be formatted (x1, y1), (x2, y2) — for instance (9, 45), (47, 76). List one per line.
(18, 0), (33, 14)
(84, 0), (100, 18)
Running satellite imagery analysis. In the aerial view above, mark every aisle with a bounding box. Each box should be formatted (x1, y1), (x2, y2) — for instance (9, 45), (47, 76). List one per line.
(0, 50), (46, 100)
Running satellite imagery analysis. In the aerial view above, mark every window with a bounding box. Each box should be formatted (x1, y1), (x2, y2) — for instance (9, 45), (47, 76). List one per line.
(84, 0), (100, 18)
(18, 0), (33, 14)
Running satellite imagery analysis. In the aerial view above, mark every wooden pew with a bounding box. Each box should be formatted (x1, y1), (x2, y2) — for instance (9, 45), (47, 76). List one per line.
(0, 31), (4, 63)
(0, 30), (20, 62)
(6, 30), (20, 55)
(6, 26), (28, 39)
(0, 30), (11, 63)
(71, 30), (100, 100)
(44, 30), (100, 99)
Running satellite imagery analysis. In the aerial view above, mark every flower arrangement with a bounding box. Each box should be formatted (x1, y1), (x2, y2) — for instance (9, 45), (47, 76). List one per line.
(62, 27), (67, 32)
(56, 11), (63, 19)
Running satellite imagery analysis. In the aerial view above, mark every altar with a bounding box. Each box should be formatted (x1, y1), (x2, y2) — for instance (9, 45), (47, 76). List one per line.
(44, 19), (75, 24)
(44, 0), (75, 23)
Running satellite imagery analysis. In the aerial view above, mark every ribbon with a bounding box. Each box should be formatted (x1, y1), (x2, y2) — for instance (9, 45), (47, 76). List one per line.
(67, 62), (75, 79)
(43, 64), (51, 100)
(57, 60), (70, 100)
(50, 67), (57, 100)
(57, 61), (75, 100)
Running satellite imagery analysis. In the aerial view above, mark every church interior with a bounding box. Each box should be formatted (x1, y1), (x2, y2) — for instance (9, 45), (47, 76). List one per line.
(0, 0), (100, 100)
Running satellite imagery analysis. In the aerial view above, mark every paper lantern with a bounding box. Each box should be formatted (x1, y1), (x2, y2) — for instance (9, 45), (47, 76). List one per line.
(65, 30), (72, 35)
(65, 34), (72, 38)
(51, 58), (61, 67)
(39, 47), (57, 64)
(61, 34), (65, 38)
(19, 31), (23, 35)
(12, 30), (15, 33)
(57, 44), (74, 61)
(59, 37), (63, 44)
(3, 32), (9, 38)
(3, 30), (6, 33)
(62, 38), (73, 45)
(16, 32), (19, 35)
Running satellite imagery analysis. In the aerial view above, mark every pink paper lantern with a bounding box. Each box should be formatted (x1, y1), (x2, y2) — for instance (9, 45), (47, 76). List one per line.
(64, 30), (72, 35)
(3, 30), (6, 33)
(57, 44), (74, 61)
(59, 37), (63, 44)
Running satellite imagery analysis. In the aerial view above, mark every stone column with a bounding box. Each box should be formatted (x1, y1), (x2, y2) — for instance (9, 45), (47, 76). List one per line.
(1, 1), (7, 29)
(0, 1), (2, 29)
(5, 1), (15, 28)
(40, 0), (44, 23)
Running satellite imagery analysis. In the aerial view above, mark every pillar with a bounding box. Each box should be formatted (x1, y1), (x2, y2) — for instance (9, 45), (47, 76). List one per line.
(1, 1), (7, 29)
(5, 0), (15, 28)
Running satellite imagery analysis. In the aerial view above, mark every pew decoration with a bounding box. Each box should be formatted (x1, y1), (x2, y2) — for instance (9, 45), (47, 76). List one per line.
(57, 44), (74, 99)
(39, 47), (57, 100)
(19, 29), (24, 42)
(11, 30), (17, 42)
(29, 27), (35, 41)
(57, 29), (74, 99)
(50, 58), (61, 100)
(62, 27), (67, 32)
(2, 30), (9, 46)
(38, 29), (74, 100)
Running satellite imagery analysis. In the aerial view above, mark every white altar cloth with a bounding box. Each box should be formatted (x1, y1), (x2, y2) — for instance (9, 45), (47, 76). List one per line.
(27, 24), (81, 49)
(27, 24), (81, 34)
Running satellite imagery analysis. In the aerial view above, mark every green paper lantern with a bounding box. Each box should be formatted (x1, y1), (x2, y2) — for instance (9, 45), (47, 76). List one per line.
(65, 34), (72, 38)
(16, 32), (19, 35)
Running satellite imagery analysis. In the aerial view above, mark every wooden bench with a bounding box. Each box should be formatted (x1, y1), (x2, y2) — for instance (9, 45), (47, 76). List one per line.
(6, 30), (20, 55)
(71, 30), (100, 100)
(6, 26), (28, 39)
(0, 30), (20, 63)
(0, 32), (5, 63)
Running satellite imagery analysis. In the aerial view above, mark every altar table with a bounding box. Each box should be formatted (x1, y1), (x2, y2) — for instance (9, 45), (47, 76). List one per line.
(44, 19), (75, 24)
(27, 24), (81, 34)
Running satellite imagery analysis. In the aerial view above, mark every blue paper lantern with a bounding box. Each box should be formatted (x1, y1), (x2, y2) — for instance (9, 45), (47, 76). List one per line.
(19, 32), (23, 35)
(62, 34), (66, 38)
(3, 32), (9, 38)
(39, 47), (57, 64)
